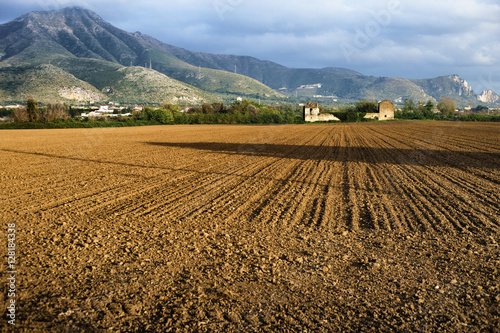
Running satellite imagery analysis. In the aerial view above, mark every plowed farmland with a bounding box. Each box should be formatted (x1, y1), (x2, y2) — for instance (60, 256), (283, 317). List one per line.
(0, 121), (499, 332)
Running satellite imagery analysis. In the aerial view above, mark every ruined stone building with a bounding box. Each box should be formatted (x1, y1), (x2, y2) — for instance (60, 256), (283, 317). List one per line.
(364, 100), (395, 120)
(303, 102), (340, 122)
(304, 100), (394, 122)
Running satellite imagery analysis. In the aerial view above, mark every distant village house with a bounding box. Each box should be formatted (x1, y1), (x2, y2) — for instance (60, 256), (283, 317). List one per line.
(81, 105), (131, 118)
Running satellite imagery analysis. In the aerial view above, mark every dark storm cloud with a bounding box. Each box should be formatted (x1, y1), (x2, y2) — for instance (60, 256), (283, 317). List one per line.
(1, 0), (499, 92)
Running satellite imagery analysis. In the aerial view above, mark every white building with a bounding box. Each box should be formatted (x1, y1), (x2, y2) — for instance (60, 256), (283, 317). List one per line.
(96, 105), (113, 113)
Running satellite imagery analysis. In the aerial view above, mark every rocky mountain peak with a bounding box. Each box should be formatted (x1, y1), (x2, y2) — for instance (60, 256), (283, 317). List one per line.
(478, 90), (500, 103)
(19, 7), (100, 27)
(449, 74), (473, 96)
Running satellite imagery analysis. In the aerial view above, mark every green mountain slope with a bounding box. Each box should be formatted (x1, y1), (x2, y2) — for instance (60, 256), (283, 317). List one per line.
(0, 7), (282, 103)
(144, 32), (494, 104)
(0, 64), (104, 103)
(361, 77), (432, 102)
(143, 47), (283, 97)
(52, 57), (221, 104)
(102, 66), (221, 104)
(0, 59), (222, 104)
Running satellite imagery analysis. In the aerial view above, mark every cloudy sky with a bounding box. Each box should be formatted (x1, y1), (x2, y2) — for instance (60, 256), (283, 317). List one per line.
(1, 0), (499, 93)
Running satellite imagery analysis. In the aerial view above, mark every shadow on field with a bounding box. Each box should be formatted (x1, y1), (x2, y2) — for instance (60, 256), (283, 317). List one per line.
(0, 147), (394, 194)
(145, 142), (500, 169)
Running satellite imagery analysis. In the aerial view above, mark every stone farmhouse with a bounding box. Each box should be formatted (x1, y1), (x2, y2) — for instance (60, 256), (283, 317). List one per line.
(304, 100), (395, 123)
(364, 100), (395, 121)
(303, 103), (340, 122)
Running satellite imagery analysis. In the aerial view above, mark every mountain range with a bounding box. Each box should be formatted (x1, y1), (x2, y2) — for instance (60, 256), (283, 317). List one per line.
(0, 7), (498, 106)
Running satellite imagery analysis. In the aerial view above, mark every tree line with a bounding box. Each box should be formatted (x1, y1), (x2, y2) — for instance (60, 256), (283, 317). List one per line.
(10, 98), (70, 122)
(138, 100), (303, 124)
(394, 97), (496, 120)
(1, 97), (498, 129)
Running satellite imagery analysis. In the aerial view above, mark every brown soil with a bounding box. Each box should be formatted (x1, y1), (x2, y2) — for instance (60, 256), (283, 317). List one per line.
(0, 121), (499, 332)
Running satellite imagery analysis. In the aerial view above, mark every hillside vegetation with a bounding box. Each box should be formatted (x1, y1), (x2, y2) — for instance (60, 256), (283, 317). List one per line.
(0, 7), (281, 104)
(0, 64), (104, 103)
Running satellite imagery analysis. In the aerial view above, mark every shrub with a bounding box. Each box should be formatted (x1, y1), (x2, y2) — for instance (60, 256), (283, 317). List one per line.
(155, 109), (174, 124)
(143, 107), (174, 124)
(42, 103), (69, 122)
(332, 111), (367, 122)
(26, 97), (39, 122)
(12, 107), (29, 122)
(355, 100), (378, 113)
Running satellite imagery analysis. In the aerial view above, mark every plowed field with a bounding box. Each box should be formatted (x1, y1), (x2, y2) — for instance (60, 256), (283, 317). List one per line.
(0, 121), (499, 332)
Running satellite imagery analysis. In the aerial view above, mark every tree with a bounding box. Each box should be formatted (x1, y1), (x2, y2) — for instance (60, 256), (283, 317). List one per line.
(412, 101), (425, 119)
(355, 100), (378, 113)
(12, 107), (29, 122)
(247, 104), (258, 120)
(144, 107), (174, 124)
(212, 103), (224, 113)
(155, 109), (174, 124)
(402, 99), (416, 113)
(437, 97), (456, 117)
(473, 105), (488, 113)
(419, 100), (435, 119)
(414, 100), (435, 119)
(26, 97), (39, 122)
(43, 103), (69, 122)
(425, 100), (434, 113)
(201, 103), (215, 114)
(161, 103), (182, 114)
